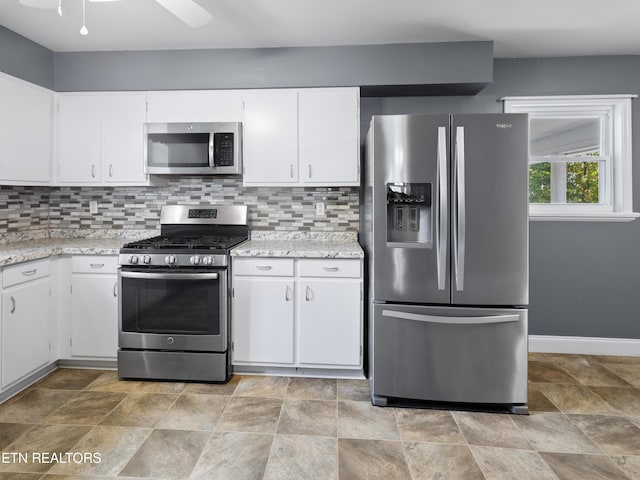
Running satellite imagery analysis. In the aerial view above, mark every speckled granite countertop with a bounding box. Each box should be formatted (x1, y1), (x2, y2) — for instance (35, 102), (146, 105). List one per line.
(231, 231), (364, 259)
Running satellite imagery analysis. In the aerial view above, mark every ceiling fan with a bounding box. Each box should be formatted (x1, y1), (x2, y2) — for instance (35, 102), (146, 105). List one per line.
(18, 0), (213, 30)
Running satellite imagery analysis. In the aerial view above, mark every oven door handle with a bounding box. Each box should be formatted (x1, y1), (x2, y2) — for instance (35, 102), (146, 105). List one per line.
(121, 271), (219, 280)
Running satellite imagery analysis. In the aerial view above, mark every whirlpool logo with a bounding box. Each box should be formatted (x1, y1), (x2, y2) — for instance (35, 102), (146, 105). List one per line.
(496, 123), (512, 129)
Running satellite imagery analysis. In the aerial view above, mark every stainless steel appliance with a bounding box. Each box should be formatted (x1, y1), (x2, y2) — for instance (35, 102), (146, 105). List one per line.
(144, 122), (242, 175)
(118, 205), (249, 382)
(360, 113), (529, 414)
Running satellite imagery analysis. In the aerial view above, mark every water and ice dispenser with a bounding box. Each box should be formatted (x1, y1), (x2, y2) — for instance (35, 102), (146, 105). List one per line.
(386, 183), (432, 247)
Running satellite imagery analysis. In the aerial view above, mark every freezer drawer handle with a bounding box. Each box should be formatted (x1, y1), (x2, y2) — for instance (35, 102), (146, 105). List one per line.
(436, 126), (448, 291)
(382, 309), (520, 325)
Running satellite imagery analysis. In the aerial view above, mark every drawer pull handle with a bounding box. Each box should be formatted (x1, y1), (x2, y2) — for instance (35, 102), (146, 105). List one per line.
(305, 286), (312, 301)
(90, 263), (105, 268)
(21, 269), (37, 276)
(91, 164), (96, 178)
(256, 266), (272, 271)
(290, 164), (294, 178)
(109, 164), (113, 177)
(285, 286), (292, 301)
(10, 296), (16, 314)
(113, 282), (118, 297)
(323, 267), (340, 272)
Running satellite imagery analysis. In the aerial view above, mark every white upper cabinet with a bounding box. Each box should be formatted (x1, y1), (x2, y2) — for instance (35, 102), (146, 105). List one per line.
(0, 73), (53, 185)
(299, 88), (360, 185)
(242, 87), (360, 187)
(55, 92), (148, 185)
(242, 89), (299, 185)
(146, 90), (243, 123)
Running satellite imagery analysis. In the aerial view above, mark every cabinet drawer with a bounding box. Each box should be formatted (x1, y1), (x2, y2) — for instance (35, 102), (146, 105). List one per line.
(297, 259), (361, 278)
(72, 255), (118, 273)
(3, 258), (51, 288)
(233, 258), (294, 276)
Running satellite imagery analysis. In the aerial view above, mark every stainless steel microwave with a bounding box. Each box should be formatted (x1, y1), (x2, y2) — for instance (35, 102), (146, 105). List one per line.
(144, 122), (242, 175)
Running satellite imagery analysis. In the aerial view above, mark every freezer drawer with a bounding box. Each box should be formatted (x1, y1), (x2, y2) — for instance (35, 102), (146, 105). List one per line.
(371, 303), (527, 411)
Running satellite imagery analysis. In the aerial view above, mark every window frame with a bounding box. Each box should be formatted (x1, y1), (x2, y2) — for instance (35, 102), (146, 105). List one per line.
(503, 95), (638, 222)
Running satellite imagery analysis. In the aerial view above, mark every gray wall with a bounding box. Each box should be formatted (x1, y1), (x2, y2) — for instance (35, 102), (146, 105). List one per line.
(361, 55), (640, 339)
(0, 26), (53, 89)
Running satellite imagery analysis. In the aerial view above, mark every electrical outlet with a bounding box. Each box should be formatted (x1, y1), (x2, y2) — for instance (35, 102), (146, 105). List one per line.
(89, 200), (98, 214)
(315, 202), (326, 216)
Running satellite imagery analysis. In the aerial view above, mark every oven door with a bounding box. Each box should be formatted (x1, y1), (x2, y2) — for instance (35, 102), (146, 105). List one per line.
(118, 268), (227, 352)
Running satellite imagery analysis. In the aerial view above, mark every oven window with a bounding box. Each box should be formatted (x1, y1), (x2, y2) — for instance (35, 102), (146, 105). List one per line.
(121, 273), (221, 335)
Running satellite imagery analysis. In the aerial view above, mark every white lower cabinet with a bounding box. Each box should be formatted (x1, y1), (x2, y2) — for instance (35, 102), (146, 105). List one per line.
(1, 259), (51, 389)
(232, 257), (362, 372)
(70, 256), (118, 359)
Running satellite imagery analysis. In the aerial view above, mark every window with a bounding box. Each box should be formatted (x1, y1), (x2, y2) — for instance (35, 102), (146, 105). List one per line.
(503, 95), (638, 221)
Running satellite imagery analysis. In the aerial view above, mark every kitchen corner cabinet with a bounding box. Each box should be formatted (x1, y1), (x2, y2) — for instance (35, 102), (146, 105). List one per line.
(231, 257), (363, 371)
(1, 259), (51, 389)
(242, 87), (360, 187)
(55, 92), (148, 185)
(0, 72), (52, 185)
(69, 256), (118, 359)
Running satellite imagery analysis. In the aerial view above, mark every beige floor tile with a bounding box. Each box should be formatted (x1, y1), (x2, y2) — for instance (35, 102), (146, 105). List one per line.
(264, 434), (337, 480)
(119, 429), (210, 479)
(0, 424), (91, 473)
(191, 431), (273, 480)
(277, 399), (337, 436)
(0, 423), (33, 450)
(216, 396), (282, 433)
(0, 474), (47, 480)
(338, 438), (411, 480)
(528, 361), (579, 384)
(556, 357), (632, 387)
(184, 375), (241, 396)
(44, 391), (126, 425)
(405, 443), (484, 480)
(611, 455), (640, 479)
(36, 368), (106, 391)
(132, 381), (187, 394)
(234, 376), (289, 398)
(99, 393), (178, 427)
(84, 371), (143, 393)
(471, 445), (558, 480)
(452, 411), (532, 449)
(337, 379), (370, 402)
(589, 386), (640, 417)
(540, 452), (632, 480)
(155, 394), (229, 431)
(286, 377), (337, 400)
(394, 409), (465, 443)
(0, 389), (75, 423)
(528, 384), (560, 412)
(512, 412), (601, 454)
(592, 355), (640, 365)
(600, 363), (640, 388)
(338, 400), (400, 440)
(569, 414), (640, 455)
(537, 383), (618, 414)
(47, 425), (150, 477)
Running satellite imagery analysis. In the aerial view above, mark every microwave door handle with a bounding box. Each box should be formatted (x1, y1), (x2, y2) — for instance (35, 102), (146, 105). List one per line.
(208, 132), (215, 167)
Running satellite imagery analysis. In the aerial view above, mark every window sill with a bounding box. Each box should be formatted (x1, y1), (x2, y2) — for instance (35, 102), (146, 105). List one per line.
(529, 212), (640, 222)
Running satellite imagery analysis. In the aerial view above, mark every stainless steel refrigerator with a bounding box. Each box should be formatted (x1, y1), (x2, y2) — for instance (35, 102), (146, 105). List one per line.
(360, 113), (529, 414)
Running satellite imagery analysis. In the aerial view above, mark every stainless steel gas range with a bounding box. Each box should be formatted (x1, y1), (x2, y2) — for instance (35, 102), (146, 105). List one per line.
(117, 205), (249, 383)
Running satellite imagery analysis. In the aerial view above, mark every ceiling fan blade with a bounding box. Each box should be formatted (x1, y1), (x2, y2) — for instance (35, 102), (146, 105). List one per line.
(155, 0), (213, 28)
(19, 0), (58, 9)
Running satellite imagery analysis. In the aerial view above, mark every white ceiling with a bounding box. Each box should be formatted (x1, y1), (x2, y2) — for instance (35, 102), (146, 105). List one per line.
(1, 0), (639, 57)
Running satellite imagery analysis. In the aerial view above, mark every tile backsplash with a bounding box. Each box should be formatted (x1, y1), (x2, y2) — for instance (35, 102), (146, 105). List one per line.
(1, 178), (359, 237)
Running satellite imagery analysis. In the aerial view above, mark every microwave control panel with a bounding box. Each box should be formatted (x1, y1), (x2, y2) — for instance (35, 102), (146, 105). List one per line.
(214, 133), (235, 167)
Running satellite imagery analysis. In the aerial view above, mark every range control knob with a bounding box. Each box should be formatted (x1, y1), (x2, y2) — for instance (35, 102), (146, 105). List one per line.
(190, 255), (201, 265)
(165, 255), (177, 265)
(142, 255), (152, 265)
(129, 255), (139, 264)
(202, 256), (213, 266)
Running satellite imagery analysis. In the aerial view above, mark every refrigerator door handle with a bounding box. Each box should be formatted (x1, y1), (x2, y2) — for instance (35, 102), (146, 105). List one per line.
(382, 309), (520, 325)
(436, 126), (448, 291)
(454, 125), (466, 291)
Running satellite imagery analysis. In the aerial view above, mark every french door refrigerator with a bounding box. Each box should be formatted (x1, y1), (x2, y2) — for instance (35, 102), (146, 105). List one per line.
(360, 113), (529, 414)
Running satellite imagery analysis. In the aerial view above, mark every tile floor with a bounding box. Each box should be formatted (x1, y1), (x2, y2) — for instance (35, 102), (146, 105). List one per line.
(0, 353), (639, 479)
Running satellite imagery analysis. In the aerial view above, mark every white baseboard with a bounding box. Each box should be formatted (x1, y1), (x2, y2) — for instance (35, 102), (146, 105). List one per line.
(529, 335), (640, 356)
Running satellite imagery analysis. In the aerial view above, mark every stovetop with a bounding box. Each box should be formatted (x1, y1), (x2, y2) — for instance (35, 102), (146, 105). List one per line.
(122, 235), (247, 252)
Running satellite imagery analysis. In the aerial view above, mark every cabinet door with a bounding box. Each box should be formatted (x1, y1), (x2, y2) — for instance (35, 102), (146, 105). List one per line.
(232, 277), (294, 364)
(298, 88), (359, 186)
(57, 94), (102, 183)
(146, 90), (243, 122)
(101, 93), (147, 183)
(71, 274), (118, 358)
(0, 73), (52, 184)
(297, 279), (361, 367)
(2, 277), (50, 388)
(242, 90), (299, 185)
